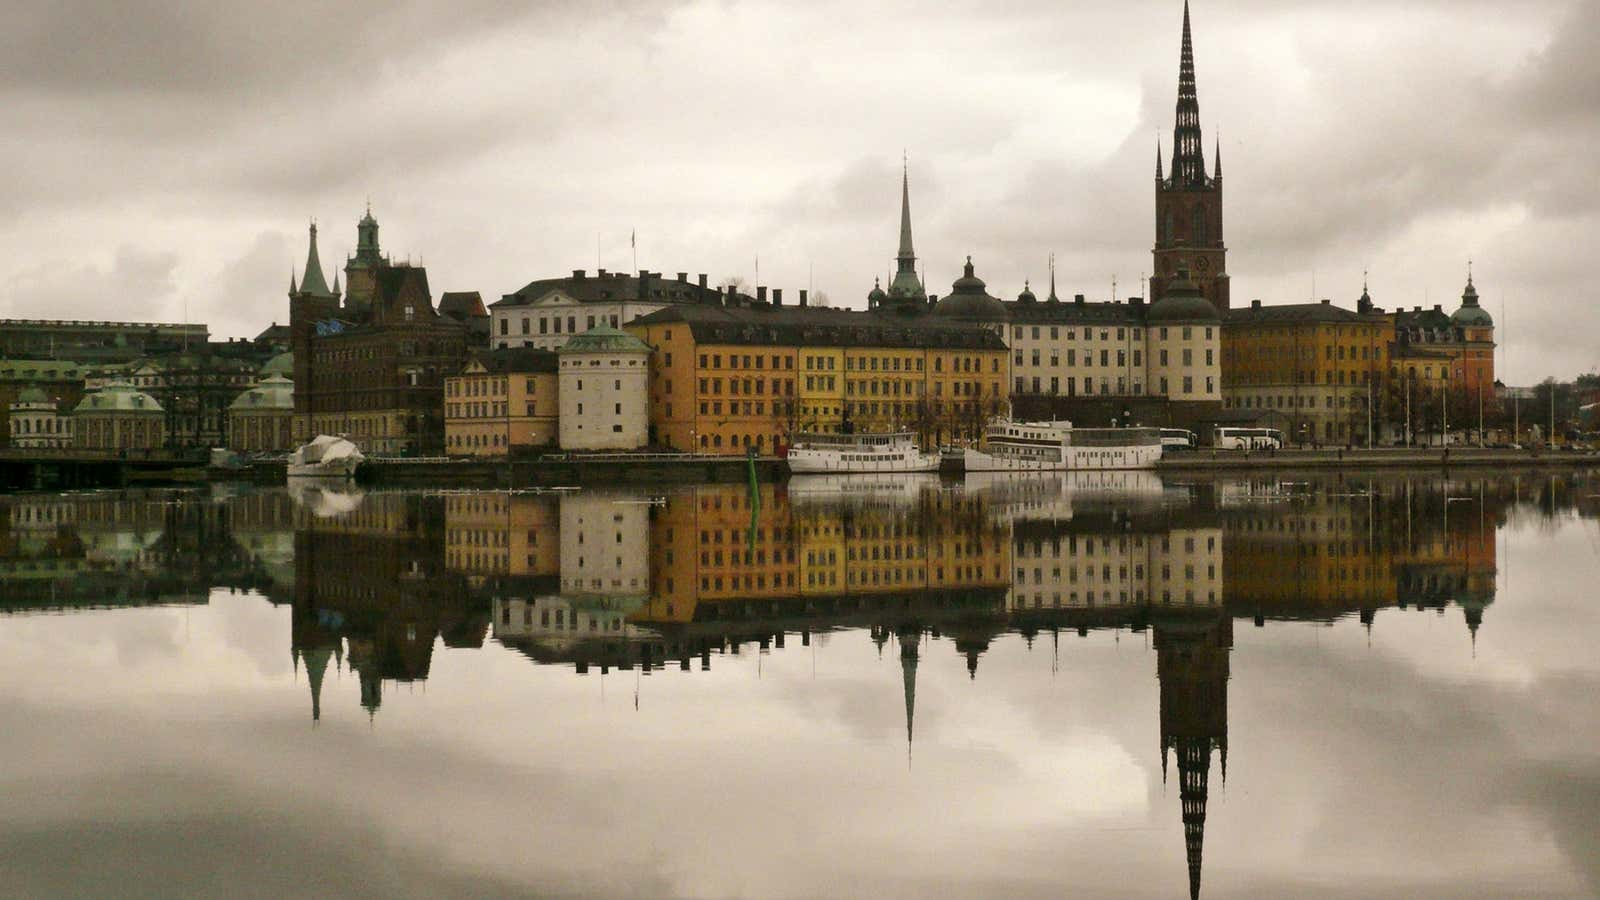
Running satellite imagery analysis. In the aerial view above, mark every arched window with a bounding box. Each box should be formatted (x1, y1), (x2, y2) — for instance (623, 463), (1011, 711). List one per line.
(1192, 206), (1207, 245)
(1163, 211), (1175, 245)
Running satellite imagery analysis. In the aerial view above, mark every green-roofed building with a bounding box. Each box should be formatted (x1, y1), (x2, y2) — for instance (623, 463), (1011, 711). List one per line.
(0, 358), (85, 449)
(558, 325), (650, 450)
(72, 381), (165, 451)
(228, 374), (296, 452)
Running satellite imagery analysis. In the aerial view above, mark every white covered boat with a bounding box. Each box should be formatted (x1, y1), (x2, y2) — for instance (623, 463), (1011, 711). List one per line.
(947, 419), (1162, 472)
(785, 431), (939, 474)
(287, 434), (364, 479)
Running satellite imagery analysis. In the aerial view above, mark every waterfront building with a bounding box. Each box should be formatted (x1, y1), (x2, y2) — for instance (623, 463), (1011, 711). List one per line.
(7, 388), (70, 449)
(71, 381), (165, 451)
(124, 351), (258, 449)
(444, 347), (559, 456)
(626, 295), (1009, 454)
(558, 325), (651, 451)
(1008, 511), (1223, 614)
(1221, 298), (1390, 444)
(0, 359), (84, 449)
(289, 217), (471, 455)
(1148, 1), (1229, 313)
(490, 269), (741, 351)
(227, 374), (295, 452)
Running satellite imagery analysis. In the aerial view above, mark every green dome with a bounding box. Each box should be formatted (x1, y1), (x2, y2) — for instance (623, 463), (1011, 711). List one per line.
(15, 387), (48, 405)
(74, 381), (163, 414)
(260, 351), (294, 377)
(1451, 276), (1493, 327)
(557, 324), (652, 355)
(230, 374), (294, 411)
(1149, 276), (1221, 323)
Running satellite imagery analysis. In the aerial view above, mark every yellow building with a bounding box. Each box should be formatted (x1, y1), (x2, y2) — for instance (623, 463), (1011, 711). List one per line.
(626, 298), (1009, 454)
(1221, 299), (1390, 444)
(444, 348), (558, 457)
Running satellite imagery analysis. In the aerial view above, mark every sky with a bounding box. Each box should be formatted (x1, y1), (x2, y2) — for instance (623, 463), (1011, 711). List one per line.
(0, 0), (1595, 384)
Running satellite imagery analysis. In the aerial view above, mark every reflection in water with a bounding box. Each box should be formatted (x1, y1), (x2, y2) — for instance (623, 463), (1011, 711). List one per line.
(0, 470), (1590, 897)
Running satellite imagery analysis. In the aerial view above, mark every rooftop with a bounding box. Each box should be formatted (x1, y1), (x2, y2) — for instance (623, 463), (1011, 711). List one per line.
(492, 270), (752, 309)
(629, 303), (1008, 351)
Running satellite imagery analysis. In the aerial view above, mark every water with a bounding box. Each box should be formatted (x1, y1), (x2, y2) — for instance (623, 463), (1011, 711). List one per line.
(2, 471), (1598, 899)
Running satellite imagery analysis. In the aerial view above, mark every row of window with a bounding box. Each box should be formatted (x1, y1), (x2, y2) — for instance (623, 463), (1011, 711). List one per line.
(499, 313), (621, 336)
(1011, 325), (1150, 342)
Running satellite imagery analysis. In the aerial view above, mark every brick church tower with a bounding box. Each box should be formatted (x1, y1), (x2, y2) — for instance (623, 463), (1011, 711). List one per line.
(1150, 1), (1229, 313)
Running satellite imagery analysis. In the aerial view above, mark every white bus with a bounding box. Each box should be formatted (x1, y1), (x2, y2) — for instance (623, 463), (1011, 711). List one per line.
(1159, 428), (1197, 451)
(1214, 427), (1284, 450)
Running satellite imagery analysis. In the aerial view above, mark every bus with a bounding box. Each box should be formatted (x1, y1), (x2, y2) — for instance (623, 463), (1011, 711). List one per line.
(1213, 427), (1284, 450)
(1159, 428), (1197, 451)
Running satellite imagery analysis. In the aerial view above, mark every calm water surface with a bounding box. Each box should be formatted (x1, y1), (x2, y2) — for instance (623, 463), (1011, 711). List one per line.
(2, 471), (1598, 899)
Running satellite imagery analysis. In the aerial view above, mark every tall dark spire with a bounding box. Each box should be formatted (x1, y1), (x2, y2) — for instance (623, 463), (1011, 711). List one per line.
(1170, 1), (1209, 186)
(1157, 138), (1165, 181)
(887, 156), (925, 301)
(898, 627), (920, 761)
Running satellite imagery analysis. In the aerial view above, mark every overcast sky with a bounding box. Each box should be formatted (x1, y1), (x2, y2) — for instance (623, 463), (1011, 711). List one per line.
(1, 0), (1595, 383)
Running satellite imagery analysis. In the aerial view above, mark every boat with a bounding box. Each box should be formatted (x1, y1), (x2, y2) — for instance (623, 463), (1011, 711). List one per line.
(784, 431), (940, 474)
(946, 419), (1162, 472)
(286, 434), (364, 479)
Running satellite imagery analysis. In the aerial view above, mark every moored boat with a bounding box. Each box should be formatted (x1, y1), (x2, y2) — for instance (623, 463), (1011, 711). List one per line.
(784, 431), (939, 474)
(947, 419), (1161, 472)
(287, 434), (364, 479)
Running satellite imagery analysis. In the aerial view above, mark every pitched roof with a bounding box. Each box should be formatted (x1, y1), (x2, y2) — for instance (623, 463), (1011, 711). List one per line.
(491, 271), (751, 309)
(1003, 297), (1147, 326)
(74, 381), (163, 414)
(438, 291), (488, 319)
(229, 374), (294, 411)
(461, 346), (559, 375)
(0, 359), (83, 382)
(629, 303), (1008, 351)
(1224, 301), (1368, 325)
(558, 324), (652, 355)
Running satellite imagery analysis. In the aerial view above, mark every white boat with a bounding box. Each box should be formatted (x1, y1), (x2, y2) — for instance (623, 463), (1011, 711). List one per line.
(287, 434), (364, 479)
(785, 431), (939, 474)
(948, 419), (1162, 472)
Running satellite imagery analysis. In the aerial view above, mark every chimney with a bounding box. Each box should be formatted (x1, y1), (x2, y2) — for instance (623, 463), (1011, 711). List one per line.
(1433, 304), (1442, 312)
(1131, 297), (1144, 307)
(698, 273), (708, 291)
(799, 289), (808, 307)
(1414, 306), (1423, 313)
(572, 269), (586, 280)
(638, 270), (652, 301)
(757, 286), (768, 303)
(1321, 298), (1331, 305)
(772, 288), (783, 306)
(1252, 299), (1262, 309)
(597, 268), (607, 277)
(676, 272), (688, 283)
(1074, 293), (1085, 304)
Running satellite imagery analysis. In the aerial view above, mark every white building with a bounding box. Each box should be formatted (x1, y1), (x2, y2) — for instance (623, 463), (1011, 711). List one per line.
(8, 387), (69, 449)
(557, 325), (651, 450)
(489, 269), (743, 351)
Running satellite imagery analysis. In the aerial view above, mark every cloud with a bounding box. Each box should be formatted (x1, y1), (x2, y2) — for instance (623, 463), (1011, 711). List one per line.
(1, 245), (180, 323)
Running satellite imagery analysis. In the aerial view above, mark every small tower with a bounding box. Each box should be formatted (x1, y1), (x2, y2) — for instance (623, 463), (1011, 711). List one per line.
(1150, 1), (1229, 313)
(344, 204), (389, 314)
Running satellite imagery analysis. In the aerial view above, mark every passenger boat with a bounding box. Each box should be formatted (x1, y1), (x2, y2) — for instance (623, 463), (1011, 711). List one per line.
(946, 419), (1162, 472)
(784, 431), (940, 474)
(286, 434), (364, 479)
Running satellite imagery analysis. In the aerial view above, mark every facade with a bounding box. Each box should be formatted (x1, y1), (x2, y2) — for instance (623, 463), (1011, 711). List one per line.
(1373, 275), (1497, 437)
(557, 325), (652, 451)
(290, 217), (471, 455)
(227, 374), (296, 452)
(1148, 2), (1229, 313)
(627, 294), (1009, 454)
(72, 382), (165, 451)
(125, 351), (258, 449)
(1221, 298), (1390, 444)
(444, 347), (559, 456)
(8, 388), (69, 449)
(0, 319), (208, 364)
(490, 269), (743, 351)
(0, 359), (84, 449)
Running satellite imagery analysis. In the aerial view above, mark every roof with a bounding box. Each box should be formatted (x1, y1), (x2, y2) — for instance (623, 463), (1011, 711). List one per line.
(1004, 297), (1146, 326)
(932, 258), (1009, 322)
(0, 359), (83, 382)
(14, 387), (48, 404)
(558, 324), (652, 355)
(439, 291), (489, 320)
(1148, 277), (1221, 323)
(460, 346), (558, 375)
(229, 374), (294, 411)
(629, 302), (1008, 351)
(492, 271), (752, 309)
(1224, 301), (1370, 325)
(74, 381), (163, 414)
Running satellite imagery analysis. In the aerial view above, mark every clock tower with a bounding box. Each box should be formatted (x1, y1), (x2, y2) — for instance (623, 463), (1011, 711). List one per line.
(1150, 2), (1229, 313)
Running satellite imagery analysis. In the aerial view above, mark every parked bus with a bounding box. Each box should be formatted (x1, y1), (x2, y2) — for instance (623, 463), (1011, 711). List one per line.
(1213, 426), (1284, 450)
(1159, 428), (1197, 451)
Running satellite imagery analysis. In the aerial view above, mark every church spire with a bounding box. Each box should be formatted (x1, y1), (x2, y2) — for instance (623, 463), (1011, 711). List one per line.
(1157, 137), (1165, 181)
(298, 221), (333, 297)
(886, 155), (925, 301)
(1170, 0), (1208, 185)
(898, 627), (920, 763)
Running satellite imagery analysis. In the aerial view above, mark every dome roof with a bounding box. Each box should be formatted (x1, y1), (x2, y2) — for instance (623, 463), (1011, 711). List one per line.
(74, 381), (163, 414)
(557, 324), (652, 355)
(933, 257), (1009, 321)
(14, 387), (48, 405)
(260, 351), (294, 377)
(230, 374), (294, 411)
(1451, 274), (1494, 327)
(867, 277), (888, 305)
(1017, 281), (1037, 303)
(1148, 276), (1220, 323)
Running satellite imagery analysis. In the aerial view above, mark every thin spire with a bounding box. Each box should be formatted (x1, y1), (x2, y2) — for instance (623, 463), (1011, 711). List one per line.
(898, 155), (915, 260)
(289, 267), (297, 294)
(1157, 137), (1165, 181)
(299, 221), (333, 297)
(887, 154), (924, 300)
(1048, 253), (1059, 301)
(1170, 0), (1208, 185)
(1214, 131), (1222, 178)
